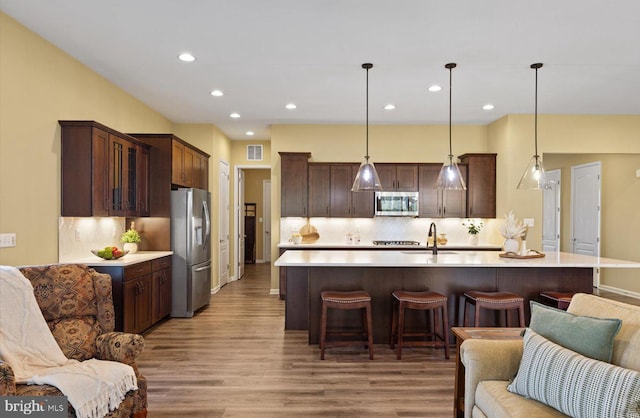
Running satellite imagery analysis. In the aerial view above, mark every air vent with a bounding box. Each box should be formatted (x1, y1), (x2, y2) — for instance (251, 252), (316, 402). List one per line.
(247, 145), (263, 161)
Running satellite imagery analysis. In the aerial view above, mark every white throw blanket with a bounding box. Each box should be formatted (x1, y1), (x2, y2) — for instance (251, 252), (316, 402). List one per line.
(0, 266), (137, 418)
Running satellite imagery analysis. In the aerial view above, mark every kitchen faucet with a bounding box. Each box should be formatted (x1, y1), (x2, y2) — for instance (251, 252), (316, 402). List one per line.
(427, 222), (438, 255)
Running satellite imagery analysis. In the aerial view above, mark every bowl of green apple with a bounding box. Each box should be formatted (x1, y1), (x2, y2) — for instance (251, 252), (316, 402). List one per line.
(91, 246), (128, 260)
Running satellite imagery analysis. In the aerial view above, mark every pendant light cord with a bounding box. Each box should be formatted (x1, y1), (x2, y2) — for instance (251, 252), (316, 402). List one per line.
(531, 63), (543, 158)
(366, 64), (369, 160)
(448, 65), (453, 157)
(361, 63), (373, 161)
(445, 63), (457, 159)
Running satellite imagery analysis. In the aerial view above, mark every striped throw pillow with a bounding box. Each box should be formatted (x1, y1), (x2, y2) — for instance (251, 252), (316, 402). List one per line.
(507, 329), (640, 417)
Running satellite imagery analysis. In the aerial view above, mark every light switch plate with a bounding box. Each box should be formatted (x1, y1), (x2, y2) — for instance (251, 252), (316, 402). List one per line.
(0, 233), (17, 248)
(636, 169), (640, 178)
(523, 218), (535, 227)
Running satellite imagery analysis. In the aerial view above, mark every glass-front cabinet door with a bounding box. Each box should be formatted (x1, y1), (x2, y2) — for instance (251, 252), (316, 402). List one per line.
(109, 134), (126, 216)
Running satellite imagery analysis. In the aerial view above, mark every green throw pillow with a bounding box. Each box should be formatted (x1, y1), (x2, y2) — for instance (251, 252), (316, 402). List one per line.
(529, 300), (621, 362)
(507, 329), (640, 418)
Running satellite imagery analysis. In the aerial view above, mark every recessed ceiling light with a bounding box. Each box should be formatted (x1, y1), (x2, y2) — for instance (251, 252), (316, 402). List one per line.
(210, 90), (223, 97)
(178, 53), (195, 62)
(230, 113), (240, 118)
(285, 103), (297, 110)
(428, 85), (442, 92)
(384, 104), (396, 110)
(246, 131), (255, 136)
(482, 104), (495, 110)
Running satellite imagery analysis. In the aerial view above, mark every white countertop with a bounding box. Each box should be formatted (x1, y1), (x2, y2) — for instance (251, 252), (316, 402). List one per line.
(62, 251), (173, 267)
(274, 250), (640, 268)
(277, 242), (502, 250)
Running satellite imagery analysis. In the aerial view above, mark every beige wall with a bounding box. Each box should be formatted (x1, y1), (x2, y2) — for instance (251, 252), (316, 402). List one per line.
(0, 13), (172, 266)
(544, 153), (640, 292)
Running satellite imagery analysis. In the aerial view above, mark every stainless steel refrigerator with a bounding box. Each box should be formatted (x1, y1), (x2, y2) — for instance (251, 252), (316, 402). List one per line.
(171, 188), (212, 317)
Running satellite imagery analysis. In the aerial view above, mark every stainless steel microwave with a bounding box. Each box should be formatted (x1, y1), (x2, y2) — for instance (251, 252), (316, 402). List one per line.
(374, 191), (419, 216)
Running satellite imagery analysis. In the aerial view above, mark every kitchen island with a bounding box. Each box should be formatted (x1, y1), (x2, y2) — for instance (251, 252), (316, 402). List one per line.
(274, 250), (640, 344)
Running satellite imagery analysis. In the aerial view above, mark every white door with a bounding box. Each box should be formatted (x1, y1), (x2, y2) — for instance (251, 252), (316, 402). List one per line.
(219, 161), (230, 287)
(542, 169), (561, 252)
(238, 169), (245, 279)
(571, 162), (601, 286)
(263, 180), (271, 262)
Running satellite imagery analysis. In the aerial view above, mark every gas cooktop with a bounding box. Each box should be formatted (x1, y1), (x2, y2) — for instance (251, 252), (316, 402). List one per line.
(373, 240), (421, 246)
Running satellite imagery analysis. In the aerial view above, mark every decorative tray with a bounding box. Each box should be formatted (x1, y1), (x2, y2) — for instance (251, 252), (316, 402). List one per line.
(499, 251), (545, 259)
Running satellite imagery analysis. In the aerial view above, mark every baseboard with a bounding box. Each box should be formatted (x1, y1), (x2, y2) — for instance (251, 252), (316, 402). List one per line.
(211, 285), (221, 294)
(269, 289), (280, 295)
(598, 285), (640, 300)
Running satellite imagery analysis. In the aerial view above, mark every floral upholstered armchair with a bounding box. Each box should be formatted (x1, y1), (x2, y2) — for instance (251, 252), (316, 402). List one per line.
(0, 264), (147, 418)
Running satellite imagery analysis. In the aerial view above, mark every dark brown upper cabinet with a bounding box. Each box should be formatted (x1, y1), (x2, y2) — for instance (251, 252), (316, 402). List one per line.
(418, 163), (467, 218)
(308, 163), (374, 218)
(458, 153), (497, 218)
(60, 121), (149, 217)
(130, 134), (210, 216)
(279, 152), (311, 217)
(376, 164), (419, 191)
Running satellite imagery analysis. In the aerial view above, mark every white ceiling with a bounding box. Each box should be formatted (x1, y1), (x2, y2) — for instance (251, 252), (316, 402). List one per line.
(2, 0), (640, 140)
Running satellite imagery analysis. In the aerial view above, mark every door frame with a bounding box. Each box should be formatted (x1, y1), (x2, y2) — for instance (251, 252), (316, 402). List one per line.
(219, 160), (230, 287)
(233, 165), (271, 278)
(542, 169), (561, 252)
(263, 179), (272, 262)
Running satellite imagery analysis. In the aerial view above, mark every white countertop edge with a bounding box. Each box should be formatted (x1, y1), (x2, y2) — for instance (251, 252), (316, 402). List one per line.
(277, 243), (502, 250)
(59, 251), (174, 267)
(274, 250), (640, 268)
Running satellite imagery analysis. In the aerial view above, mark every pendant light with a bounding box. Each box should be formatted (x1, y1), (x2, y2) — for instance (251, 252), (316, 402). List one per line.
(352, 63), (383, 192)
(435, 63), (466, 190)
(517, 63), (548, 190)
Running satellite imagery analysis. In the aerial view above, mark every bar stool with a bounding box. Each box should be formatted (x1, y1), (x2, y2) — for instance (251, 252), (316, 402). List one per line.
(463, 291), (525, 327)
(390, 290), (450, 359)
(540, 291), (576, 310)
(320, 290), (374, 360)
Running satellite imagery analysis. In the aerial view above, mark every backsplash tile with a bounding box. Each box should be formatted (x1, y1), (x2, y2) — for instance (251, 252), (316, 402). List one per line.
(59, 217), (125, 262)
(280, 217), (502, 246)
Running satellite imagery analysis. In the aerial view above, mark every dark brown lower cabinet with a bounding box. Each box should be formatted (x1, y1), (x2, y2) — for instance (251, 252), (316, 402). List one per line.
(93, 256), (171, 334)
(151, 256), (172, 324)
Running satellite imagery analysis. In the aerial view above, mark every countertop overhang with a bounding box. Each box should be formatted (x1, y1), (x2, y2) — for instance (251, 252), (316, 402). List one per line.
(60, 251), (173, 267)
(274, 250), (640, 268)
(277, 242), (501, 250)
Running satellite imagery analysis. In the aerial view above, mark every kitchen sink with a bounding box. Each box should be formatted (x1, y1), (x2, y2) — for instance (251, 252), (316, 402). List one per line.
(401, 250), (459, 255)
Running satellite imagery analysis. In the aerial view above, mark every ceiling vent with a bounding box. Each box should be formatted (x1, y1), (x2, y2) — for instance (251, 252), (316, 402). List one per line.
(247, 144), (263, 161)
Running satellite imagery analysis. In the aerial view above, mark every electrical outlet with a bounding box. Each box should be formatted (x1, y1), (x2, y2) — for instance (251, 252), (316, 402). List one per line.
(523, 218), (535, 227)
(0, 233), (17, 248)
(75, 230), (81, 241)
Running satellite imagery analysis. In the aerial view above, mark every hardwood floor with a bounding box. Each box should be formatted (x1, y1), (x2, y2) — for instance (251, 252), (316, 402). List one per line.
(138, 263), (455, 417)
(138, 264), (640, 417)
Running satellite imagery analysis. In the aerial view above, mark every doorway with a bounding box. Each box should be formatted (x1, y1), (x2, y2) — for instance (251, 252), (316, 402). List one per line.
(237, 169), (245, 279)
(233, 166), (270, 280)
(542, 169), (561, 252)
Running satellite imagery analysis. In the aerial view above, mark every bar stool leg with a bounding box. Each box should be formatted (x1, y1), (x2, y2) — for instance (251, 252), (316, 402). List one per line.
(474, 303), (481, 327)
(442, 302), (450, 359)
(396, 301), (405, 360)
(320, 302), (328, 360)
(463, 299), (469, 327)
(390, 298), (398, 349)
(365, 304), (374, 360)
(518, 305), (525, 327)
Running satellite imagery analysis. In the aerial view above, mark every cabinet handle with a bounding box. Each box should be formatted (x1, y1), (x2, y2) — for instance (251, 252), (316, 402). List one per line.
(443, 206), (446, 216)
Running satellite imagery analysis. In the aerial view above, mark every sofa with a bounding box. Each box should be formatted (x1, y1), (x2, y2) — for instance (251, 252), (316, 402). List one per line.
(460, 293), (640, 418)
(0, 264), (147, 418)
